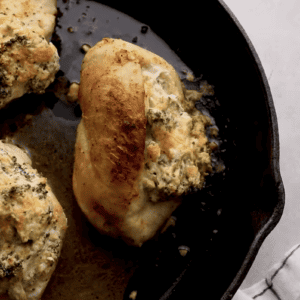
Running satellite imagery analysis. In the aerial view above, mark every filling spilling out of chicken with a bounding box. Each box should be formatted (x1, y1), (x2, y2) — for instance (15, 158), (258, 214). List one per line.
(141, 63), (213, 203)
(73, 38), (217, 247)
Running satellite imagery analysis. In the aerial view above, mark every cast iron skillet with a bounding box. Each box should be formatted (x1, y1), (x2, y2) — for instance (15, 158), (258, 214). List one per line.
(4, 0), (281, 299)
(83, 1), (284, 299)
(112, 1), (284, 299)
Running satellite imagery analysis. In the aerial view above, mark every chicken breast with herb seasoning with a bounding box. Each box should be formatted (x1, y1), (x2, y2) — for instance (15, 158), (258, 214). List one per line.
(73, 38), (214, 247)
(0, 0), (59, 109)
(0, 141), (67, 300)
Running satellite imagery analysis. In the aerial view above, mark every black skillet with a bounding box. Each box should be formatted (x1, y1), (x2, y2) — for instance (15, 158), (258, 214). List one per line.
(0, 0), (283, 299)
(53, 0), (284, 299)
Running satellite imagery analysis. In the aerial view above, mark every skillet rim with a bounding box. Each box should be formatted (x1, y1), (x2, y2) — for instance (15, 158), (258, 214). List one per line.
(217, 1), (285, 299)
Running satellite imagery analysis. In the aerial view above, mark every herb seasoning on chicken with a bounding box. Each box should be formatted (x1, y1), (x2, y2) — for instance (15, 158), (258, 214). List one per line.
(0, 0), (59, 108)
(73, 38), (216, 247)
(0, 141), (67, 300)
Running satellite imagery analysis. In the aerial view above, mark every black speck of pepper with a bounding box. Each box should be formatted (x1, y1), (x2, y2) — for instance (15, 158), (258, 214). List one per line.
(132, 36), (138, 43)
(56, 7), (63, 18)
(74, 104), (82, 117)
(141, 25), (149, 34)
(0, 265), (11, 278)
(24, 184), (31, 190)
(9, 123), (18, 132)
(92, 17), (96, 22)
(35, 183), (48, 200)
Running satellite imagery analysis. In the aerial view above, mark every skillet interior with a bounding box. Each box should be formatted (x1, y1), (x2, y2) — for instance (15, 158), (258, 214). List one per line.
(91, 1), (285, 299)
(0, 0), (284, 299)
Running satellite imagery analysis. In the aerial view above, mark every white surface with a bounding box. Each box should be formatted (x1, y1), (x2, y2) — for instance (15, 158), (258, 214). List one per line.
(222, 0), (300, 289)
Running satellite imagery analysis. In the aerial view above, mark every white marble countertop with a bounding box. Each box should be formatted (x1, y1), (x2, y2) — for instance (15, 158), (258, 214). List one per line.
(222, 0), (300, 290)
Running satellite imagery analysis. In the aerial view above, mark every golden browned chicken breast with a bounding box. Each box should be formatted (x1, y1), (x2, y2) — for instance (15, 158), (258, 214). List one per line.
(0, 141), (67, 300)
(0, 0), (59, 109)
(73, 38), (213, 247)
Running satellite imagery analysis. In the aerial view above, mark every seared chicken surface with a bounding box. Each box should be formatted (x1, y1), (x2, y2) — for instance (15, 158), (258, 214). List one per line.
(0, 0), (59, 109)
(0, 141), (67, 300)
(74, 38), (214, 247)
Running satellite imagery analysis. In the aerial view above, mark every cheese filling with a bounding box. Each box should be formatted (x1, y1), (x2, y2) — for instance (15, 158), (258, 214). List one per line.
(141, 64), (213, 202)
